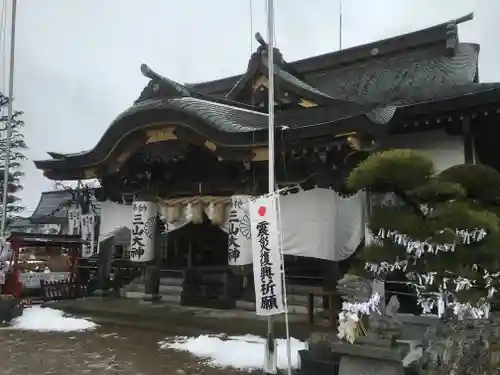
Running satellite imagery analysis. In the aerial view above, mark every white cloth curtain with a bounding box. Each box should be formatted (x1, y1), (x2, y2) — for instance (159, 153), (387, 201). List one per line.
(98, 201), (133, 243)
(229, 188), (365, 265)
(277, 188), (364, 262)
(98, 188), (366, 264)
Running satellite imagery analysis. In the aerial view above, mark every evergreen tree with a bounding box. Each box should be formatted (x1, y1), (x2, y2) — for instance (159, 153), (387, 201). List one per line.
(347, 149), (500, 318)
(0, 93), (28, 221)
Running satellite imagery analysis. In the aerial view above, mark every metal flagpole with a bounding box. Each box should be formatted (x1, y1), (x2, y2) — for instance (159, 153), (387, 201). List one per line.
(339, 0), (343, 50)
(1, 0), (17, 237)
(264, 0), (277, 373)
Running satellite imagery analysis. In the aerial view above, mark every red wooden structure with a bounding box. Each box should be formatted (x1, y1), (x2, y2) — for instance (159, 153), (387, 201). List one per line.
(2, 232), (88, 300)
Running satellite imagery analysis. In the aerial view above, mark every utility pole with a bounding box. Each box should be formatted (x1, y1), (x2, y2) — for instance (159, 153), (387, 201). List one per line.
(1, 0), (17, 237)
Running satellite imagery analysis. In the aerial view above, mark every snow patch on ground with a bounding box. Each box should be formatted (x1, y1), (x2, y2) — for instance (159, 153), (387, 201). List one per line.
(10, 306), (98, 332)
(159, 334), (306, 370)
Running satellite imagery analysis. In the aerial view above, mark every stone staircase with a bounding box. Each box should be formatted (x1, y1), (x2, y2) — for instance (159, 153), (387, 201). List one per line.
(121, 276), (183, 303)
(121, 276), (324, 314)
(236, 284), (324, 314)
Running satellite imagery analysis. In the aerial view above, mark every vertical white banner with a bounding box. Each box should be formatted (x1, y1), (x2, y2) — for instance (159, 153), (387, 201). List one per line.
(80, 214), (95, 258)
(250, 195), (285, 316)
(130, 201), (157, 262)
(228, 195), (253, 266)
(68, 207), (81, 235)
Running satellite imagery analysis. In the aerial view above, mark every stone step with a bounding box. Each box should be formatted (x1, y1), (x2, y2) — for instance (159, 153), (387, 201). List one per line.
(286, 294), (323, 307)
(236, 300), (315, 314)
(121, 291), (181, 303)
(129, 277), (183, 287)
(287, 284), (323, 295)
(123, 283), (182, 295)
(125, 280), (323, 307)
(236, 295), (323, 308)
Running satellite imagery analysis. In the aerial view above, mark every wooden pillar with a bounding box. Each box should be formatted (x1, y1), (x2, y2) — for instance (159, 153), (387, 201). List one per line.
(143, 215), (165, 302)
(322, 260), (342, 327)
(462, 116), (476, 164)
(187, 240), (193, 269)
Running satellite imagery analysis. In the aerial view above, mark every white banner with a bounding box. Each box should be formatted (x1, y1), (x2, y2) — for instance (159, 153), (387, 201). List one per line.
(68, 207), (81, 235)
(228, 195), (253, 266)
(250, 195), (285, 316)
(130, 201), (157, 262)
(80, 214), (96, 258)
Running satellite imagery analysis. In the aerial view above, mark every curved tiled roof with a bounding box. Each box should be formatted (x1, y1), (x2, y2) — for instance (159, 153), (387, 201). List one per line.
(188, 14), (472, 95)
(34, 96), (385, 171)
(33, 13), (500, 179)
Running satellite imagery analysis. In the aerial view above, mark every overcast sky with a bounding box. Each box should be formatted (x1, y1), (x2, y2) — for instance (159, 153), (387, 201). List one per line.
(0, 0), (499, 214)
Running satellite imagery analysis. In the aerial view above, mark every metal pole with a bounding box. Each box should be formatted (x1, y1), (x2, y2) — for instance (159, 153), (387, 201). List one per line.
(265, 0), (277, 373)
(339, 0), (343, 50)
(1, 0), (17, 237)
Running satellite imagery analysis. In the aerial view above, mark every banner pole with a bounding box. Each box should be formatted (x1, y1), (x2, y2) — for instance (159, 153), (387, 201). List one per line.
(264, 0), (277, 373)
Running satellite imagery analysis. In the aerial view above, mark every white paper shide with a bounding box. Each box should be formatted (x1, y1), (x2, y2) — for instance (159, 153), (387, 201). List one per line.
(250, 195), (285, 316)
(130, 201), (157, 262)
(227, 195), (252, 266)
(80, 214), (95, 258)
(68, 207), (81, 235)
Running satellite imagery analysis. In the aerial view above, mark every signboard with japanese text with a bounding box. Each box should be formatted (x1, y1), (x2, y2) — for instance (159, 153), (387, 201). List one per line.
(250, 195), (285, 316)
(80, 214), (95, 258)
(68, 207), (81, 235)
(130, 201), (157, 262)
(227, 195), (252, 266)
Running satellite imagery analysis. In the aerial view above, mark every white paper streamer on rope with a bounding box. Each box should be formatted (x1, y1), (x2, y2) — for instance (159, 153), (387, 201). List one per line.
(365, 259), (409, 274)
(130, 201), (157, 262)
(80, 214), (95, 258)
(67, 207), (81, 235)
(340, 292), (381, 319)
(250, 195), (285, 316)
(337, 292), (381, 343)
(364, 223), (492, 320)
(375, 228), (487, 258)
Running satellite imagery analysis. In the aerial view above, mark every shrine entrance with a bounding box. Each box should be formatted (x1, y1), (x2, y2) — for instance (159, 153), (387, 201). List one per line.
(158, 218), (228, 270)
(157, 216), (242, 309)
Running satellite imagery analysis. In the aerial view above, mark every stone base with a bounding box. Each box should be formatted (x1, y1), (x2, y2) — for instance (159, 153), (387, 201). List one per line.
(91, 289), (117, 297)
(0, 296), (23, 324)
(298, 349), (340, 375)
(339, 356), (404, 375)
(142, 293), (162, 303)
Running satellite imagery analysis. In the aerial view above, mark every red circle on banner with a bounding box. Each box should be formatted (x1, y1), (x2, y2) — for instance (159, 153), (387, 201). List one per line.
(258, 206), (267, 217)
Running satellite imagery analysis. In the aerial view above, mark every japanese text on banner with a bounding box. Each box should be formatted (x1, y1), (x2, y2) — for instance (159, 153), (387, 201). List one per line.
(227, 195), (252, 266)
(130, 201), (157, 262)
(68, 208), (81, 235)
(80, 214), (95, 258)
(250, 195), (285, 316)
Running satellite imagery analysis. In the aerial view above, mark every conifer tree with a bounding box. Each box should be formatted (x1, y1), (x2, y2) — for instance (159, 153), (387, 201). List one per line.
(347, 149), (500, 317)
(0, 93), (28, 222)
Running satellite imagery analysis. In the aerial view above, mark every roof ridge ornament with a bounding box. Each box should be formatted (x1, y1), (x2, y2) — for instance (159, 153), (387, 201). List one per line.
(255, 32), (266, 47)
(139, 63), (191, 98)
(446, 13), (473, 56)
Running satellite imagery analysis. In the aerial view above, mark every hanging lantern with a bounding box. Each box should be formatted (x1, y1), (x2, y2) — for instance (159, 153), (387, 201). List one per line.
(190, 201), (204, 224)
(211, 202), (226, 226)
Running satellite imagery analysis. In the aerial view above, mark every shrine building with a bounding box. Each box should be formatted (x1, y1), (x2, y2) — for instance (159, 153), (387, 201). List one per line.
(33, 14), (500, 312)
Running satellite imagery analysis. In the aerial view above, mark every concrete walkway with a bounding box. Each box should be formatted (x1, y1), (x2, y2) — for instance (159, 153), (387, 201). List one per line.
(47, 297), (319, 339)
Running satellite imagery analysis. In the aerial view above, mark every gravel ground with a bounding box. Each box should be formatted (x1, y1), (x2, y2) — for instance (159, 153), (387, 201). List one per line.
(0, 324), (250, 375)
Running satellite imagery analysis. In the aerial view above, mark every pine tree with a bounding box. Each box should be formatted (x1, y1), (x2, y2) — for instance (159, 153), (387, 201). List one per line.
(347, 149), (500, 318)
(0, 93), (28, 221)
